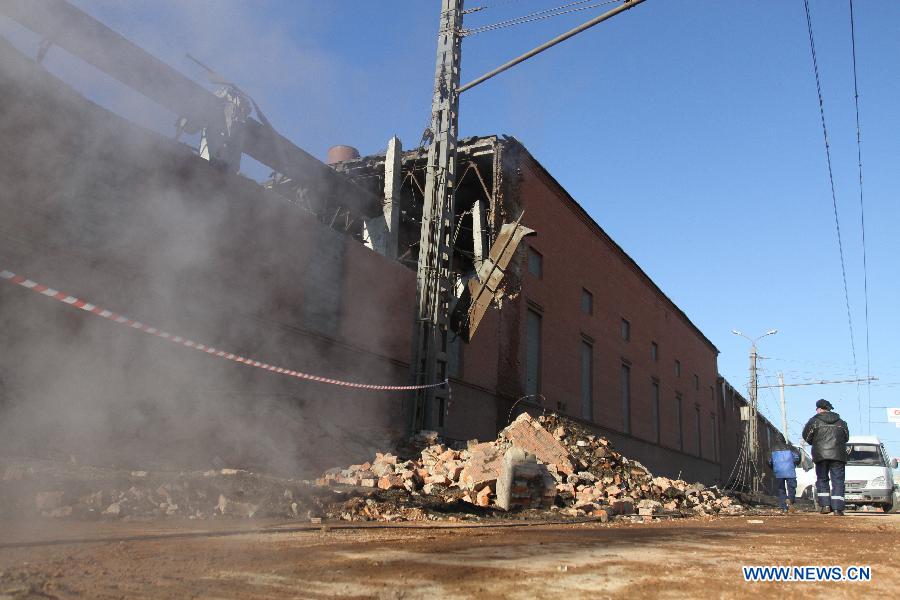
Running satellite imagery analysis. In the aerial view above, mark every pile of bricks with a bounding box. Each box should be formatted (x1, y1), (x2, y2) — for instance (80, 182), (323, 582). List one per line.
(317, 412), (745, 521)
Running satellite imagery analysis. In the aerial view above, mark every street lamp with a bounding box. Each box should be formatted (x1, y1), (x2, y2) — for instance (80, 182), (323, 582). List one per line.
(732, 328), (778, 495)
(732, 329), (778, 344)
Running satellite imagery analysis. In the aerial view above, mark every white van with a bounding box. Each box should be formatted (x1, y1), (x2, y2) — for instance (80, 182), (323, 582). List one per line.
(795, 436), (896, 511)
(844, 436), (896, 511)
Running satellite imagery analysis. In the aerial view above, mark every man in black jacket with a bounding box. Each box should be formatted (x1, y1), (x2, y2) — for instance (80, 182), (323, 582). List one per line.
(801, 399), (850, 515)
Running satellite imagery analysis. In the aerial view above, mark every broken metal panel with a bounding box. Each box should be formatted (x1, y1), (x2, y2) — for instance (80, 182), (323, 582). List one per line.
(360, 136), (402, 257)
(199, 87), (251, 173)
(461, 217), (535, 341)
(472, 198), (488, 272)
(382, 136), (402, 258)
(362, 217), (387, 254)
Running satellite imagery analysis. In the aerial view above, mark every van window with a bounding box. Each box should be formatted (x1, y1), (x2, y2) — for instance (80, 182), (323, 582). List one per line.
(846, 444), (885, 466)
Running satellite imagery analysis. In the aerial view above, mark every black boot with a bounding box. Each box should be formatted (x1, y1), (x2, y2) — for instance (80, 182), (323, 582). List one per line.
(834, 510), (845, 516)
(820, 506), (832, 514)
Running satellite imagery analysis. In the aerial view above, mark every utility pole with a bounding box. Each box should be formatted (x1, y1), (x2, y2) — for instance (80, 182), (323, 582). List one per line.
(410, 0), (465, 433)
(748, 342), (760, 493)
(779, 372), (788, 443)
(733, 329), (777, 494)
(409, 0), (648, 434)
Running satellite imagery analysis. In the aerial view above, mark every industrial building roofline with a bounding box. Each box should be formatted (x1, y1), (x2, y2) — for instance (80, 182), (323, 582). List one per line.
(485, 135), (720, 356)
(342, 134), (720, 355)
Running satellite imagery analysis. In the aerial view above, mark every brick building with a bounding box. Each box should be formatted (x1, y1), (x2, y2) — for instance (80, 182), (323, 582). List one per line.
(717, 378), (792, 492)
(1, 20), (755, 484)
(335, 137), (725, 483)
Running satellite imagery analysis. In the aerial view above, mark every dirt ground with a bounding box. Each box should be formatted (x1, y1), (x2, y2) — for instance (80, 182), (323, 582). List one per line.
(1, 511), (897, 599)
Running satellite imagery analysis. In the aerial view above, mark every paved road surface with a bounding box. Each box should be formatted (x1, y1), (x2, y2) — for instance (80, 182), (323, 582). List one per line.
(1, 512), (897, 598)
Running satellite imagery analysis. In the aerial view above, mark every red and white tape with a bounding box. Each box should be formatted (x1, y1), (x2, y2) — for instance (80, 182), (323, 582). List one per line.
(0, 269), (446, 392)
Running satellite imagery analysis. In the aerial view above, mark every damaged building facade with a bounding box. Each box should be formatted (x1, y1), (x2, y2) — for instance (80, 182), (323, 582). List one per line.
(328, 137), (727, 483)
(0, 0), (775, 487)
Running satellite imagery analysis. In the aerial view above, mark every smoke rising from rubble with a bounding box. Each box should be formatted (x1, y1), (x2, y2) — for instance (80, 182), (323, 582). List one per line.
(0, 4), (403, 479)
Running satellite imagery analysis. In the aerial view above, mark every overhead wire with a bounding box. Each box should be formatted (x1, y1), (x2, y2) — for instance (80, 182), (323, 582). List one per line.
(463, 0), (620, 35)
(848, 0), (873, 435)
(801, 0), (861, 428)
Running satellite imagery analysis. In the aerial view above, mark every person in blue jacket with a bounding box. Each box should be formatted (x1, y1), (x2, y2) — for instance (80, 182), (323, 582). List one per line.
(767, 436), (801, 512)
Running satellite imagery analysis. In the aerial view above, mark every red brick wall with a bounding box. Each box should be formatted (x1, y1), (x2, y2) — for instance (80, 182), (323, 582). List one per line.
(507, 157), (723, 482)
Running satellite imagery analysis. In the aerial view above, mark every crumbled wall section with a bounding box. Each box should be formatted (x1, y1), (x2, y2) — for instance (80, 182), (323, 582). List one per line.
(0, 39), (412, 476)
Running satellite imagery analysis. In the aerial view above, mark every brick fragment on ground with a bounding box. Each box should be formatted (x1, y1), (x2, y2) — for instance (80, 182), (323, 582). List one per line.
(476, 485), (492, 507)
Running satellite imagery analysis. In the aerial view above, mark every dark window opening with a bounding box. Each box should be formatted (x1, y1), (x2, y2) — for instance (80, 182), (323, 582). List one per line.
(525, 309), (542, 396)
(676, 394), (683, 451)
(621, 363), (631, 434)
(695, 405), (702, 457)
(527, 247), (543, 278)
(581, 288), (593, 315)
(580, 341), (593, 421)
(651, 381), (660, 444)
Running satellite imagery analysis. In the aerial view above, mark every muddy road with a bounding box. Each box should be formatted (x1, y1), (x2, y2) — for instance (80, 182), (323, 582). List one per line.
(1, 512), (897, 599)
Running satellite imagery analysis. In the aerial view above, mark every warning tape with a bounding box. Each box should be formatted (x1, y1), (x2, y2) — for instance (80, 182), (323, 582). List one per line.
(0, 269), (447, 392)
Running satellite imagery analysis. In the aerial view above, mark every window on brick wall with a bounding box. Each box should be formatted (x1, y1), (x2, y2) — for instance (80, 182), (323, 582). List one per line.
(621, 363), (631, 434)
(527, 247), (543, 278)
(693, 374), (700, 390)
(710, 413), (718, 461)
(581, 288), (593, 315)
(695, 405), (702, 457)
(651, 380), (660, 444)
(525, 309), (542, 396)
(651, 341), (658, 362)
(580, 340), (593, 421)
(621, 319), (630, 342)
(447, 334), (462, 378)
(675, 359), (681, 377)
(675, 394), (683, 451)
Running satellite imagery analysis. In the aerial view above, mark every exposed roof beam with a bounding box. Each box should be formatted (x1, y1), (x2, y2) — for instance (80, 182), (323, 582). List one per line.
(0, 0), (380, 216)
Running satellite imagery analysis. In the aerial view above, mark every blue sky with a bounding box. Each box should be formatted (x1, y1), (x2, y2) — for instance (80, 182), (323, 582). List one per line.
(3, 1), (899, 457)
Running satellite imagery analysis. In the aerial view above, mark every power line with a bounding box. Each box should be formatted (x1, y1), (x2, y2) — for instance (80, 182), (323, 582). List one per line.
(848, 0), (873, 435)
(801, 0), (860, 425)
(463, 0), (620, 35)
(469, 0), (530, 11)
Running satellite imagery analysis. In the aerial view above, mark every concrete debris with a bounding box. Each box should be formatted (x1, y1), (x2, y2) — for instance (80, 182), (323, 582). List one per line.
(2, 413), (745, 524)
(316, 412), (746, 522)
(495, 447), (556, 511)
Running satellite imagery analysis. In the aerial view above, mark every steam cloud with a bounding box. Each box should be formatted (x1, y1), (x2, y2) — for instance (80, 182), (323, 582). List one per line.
(0, 4), (409, 477)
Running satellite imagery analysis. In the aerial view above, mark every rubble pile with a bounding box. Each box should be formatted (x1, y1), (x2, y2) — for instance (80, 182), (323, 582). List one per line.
(317, 412), (745, 522)
(3, 412), (744, 524)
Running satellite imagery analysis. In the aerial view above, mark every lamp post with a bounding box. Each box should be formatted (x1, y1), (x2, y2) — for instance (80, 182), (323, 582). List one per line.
(732, 328), (777, 494)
